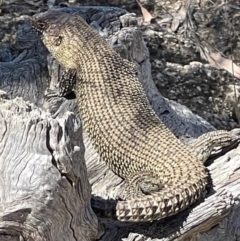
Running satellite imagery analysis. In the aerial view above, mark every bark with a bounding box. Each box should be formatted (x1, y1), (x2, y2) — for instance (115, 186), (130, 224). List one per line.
(0, 4), (240, 241)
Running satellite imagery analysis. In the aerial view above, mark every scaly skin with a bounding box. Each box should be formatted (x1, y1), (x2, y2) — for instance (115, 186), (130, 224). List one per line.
(32, 10), (240, 222)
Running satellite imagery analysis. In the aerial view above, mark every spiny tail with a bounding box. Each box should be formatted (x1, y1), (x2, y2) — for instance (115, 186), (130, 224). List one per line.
(91, 175), (208, 222)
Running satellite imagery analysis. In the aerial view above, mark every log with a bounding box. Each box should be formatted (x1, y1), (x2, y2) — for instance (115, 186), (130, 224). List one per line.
(0, 98), (102, 241)
(0, 4), (240, 241)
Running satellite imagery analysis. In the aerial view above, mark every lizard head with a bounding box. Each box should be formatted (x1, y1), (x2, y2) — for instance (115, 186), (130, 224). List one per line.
(32, 10), (89, 70)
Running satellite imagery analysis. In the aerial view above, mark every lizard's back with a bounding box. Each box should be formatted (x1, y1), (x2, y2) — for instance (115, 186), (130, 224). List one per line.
(32, 11), (208, 221)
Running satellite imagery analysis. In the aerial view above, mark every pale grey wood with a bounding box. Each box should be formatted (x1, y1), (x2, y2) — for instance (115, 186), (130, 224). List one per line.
(0, 98), (101, 241)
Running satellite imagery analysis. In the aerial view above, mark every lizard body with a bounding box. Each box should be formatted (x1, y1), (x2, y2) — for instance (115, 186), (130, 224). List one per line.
(32, 10), (240, 222)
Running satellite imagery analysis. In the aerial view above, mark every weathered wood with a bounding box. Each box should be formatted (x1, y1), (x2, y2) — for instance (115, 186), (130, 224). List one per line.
(0, 98), (101, 241)
(0, 4), (240, 241)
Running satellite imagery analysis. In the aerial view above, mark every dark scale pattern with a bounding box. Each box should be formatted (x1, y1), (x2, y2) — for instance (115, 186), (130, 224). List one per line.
(32, 10), (240, 222)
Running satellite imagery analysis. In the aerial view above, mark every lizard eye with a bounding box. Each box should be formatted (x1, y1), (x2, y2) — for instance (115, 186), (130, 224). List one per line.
(35, 20), (47, 31)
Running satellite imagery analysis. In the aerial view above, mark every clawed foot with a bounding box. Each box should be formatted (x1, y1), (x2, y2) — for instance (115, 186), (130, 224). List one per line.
(228, 128), (240, 142)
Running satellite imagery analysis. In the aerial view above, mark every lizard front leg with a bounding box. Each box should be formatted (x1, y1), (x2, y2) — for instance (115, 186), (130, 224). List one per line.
(59, 68), (77, 96)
